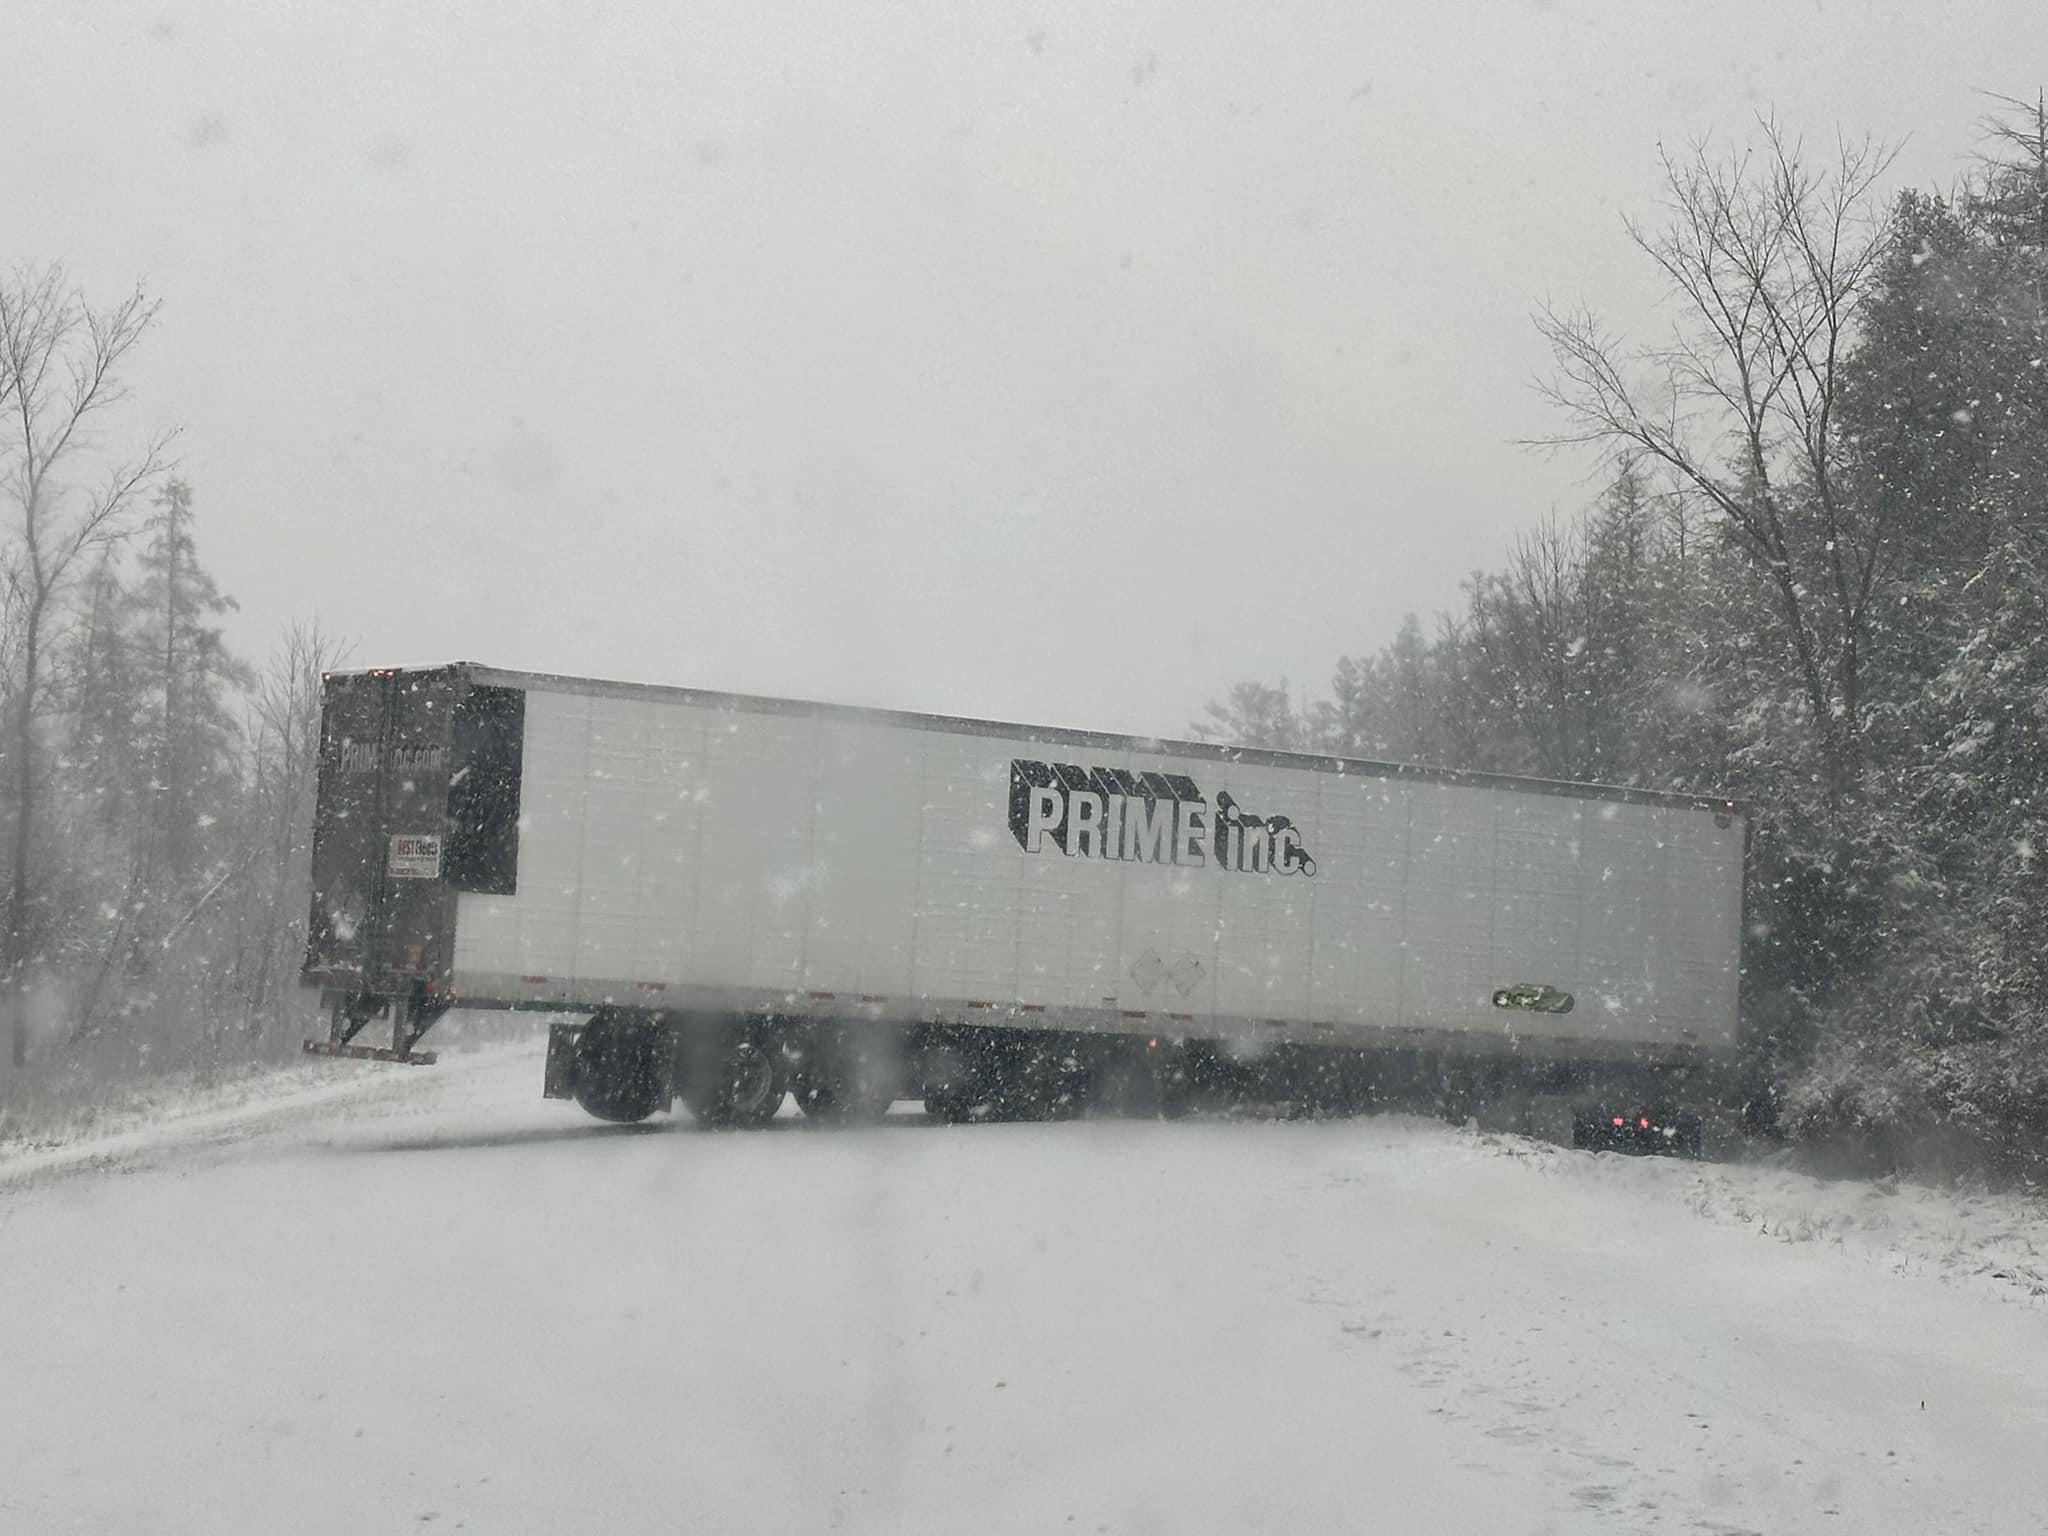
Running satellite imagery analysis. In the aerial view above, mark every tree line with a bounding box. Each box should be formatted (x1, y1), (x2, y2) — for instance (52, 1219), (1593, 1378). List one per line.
(1195, 102), (2048, 1169)
(8, 102), (2046, 1167)
(0, 266), (342, 1109)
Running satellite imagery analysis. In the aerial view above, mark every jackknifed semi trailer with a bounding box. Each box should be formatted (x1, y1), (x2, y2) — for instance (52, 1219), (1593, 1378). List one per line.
(301, 663), (1748, 1149)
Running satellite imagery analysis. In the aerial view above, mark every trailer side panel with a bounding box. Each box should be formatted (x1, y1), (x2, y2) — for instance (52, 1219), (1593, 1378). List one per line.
(444, 678), (1744, 1062)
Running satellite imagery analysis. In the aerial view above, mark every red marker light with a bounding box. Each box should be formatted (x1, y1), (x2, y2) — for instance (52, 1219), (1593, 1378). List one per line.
(1612, 1116), (1625, 1127)
(1639, 1116), (1651, 1129)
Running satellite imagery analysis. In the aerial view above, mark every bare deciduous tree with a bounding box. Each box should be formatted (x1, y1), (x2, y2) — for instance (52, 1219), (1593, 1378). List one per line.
(1531, 120), (1899, 802)
(0, 265), (172, 1067)
(237, 621), (349, 1046)
(1972, 90), (2048, 254)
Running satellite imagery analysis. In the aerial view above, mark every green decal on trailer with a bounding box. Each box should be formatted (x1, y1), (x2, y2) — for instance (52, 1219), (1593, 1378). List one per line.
(1491, 983), (1575, 1015)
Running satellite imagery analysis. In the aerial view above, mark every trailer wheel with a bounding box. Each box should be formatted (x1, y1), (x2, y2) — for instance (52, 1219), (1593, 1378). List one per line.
(792, 1025), (903, 1125)
(574, 1011), (664, 1124)
(989, 1039), (1073, 1122)
(793, 1071), (898, 1124)
(1086, 1042), (1192, 1120)
(918, 1036), (987, 1123)
(1083, 1053), (1152, 1118)
(922, 1087), (980, 1123)
(678, 1021), (785, 1129)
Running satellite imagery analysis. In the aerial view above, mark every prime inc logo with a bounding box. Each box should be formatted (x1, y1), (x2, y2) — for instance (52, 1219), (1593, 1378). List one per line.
(1007, 759), (1316, 877)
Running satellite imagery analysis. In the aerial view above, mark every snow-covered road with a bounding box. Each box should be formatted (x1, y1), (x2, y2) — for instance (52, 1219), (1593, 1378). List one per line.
(4, 1038), (2044, 1535)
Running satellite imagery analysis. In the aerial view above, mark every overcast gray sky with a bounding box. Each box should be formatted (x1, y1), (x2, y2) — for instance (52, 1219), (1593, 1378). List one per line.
(9, 1), (2043, 738)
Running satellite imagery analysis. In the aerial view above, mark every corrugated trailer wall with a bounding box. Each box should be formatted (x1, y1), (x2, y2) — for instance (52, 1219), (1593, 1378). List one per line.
(448, 673), (1744, 1061)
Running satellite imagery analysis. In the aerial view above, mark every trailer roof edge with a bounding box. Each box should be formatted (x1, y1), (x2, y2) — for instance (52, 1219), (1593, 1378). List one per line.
(326, 661), (1749, 817)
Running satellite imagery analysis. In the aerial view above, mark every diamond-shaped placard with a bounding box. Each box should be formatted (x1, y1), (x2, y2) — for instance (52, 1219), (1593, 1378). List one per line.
(1129, 950), (1166, 994)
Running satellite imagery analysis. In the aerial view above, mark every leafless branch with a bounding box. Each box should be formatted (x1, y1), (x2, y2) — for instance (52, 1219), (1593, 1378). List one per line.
(1526, 123), (1900, 799)
(0, 264), (171, 1066)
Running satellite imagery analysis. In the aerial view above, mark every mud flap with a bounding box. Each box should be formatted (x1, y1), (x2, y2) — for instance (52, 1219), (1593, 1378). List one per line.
(543, 1022), (586, 1100)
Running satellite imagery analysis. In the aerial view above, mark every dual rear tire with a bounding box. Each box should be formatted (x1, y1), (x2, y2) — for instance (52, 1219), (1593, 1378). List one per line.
(570, 1011), (787, 1128)
(571, 1014), (909, 1130)
(677, 1018), (786, 1129)
(918, 1033), (1144, 1122)
(571, 1015), (1196, 1131)
(789, 1024), (904, 1125)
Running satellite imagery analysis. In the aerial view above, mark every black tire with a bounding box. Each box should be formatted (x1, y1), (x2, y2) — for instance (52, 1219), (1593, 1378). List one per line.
(1085, 1043), (1190, 1120)
(574, 1011), (664, 1124)
(918, 1037), (984, 1122)
(989, 1039), (1071, 1122)
(1080, 1054), (1150, 1119)
(677, 1020), (785, 1129)
(1304, 1059), (1373, 1119)
(792, 1025), (903, 1125)
(922, 1087), (977, 1123)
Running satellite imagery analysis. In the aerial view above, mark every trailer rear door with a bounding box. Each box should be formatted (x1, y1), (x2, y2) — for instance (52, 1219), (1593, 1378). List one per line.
(303, 667), (464, 994)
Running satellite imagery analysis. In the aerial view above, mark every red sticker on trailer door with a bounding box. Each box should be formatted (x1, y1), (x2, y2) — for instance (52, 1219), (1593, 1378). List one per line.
(387, 833), (443, 880)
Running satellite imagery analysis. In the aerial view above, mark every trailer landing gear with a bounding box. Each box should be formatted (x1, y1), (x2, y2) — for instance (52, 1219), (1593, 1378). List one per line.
(304, 991), (446, 1066)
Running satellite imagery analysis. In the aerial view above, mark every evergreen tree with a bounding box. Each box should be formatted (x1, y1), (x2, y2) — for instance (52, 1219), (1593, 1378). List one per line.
(1189, 679), (1317, 752)
(128, 479), (253, 951)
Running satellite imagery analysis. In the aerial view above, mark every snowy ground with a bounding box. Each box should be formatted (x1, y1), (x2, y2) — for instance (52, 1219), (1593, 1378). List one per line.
(3, 1039), (2045, 1535)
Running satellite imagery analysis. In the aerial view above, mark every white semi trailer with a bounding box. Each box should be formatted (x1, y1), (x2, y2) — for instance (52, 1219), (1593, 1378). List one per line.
(302, 663), (1748, 1150)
